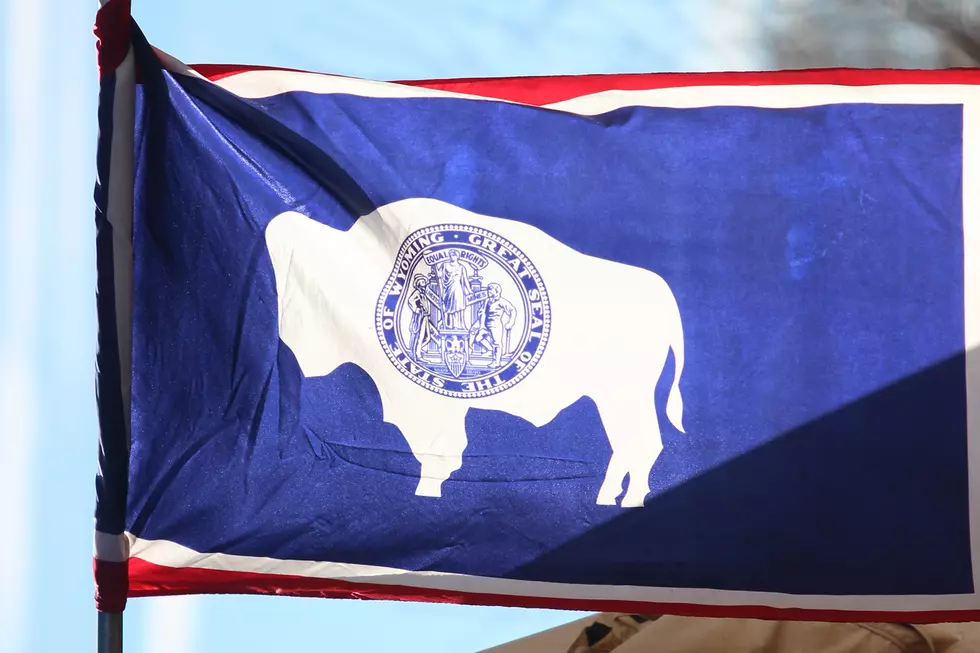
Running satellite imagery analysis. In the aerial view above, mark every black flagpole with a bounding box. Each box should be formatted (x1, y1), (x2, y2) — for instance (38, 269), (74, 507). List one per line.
(98, 613), (123, 653)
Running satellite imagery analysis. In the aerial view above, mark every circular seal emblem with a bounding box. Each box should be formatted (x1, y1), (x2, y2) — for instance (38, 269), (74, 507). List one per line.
(376, 224), (551, 398)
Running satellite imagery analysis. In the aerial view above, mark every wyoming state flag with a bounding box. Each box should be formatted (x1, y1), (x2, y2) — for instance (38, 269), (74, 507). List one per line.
(93, 1), (980, 622)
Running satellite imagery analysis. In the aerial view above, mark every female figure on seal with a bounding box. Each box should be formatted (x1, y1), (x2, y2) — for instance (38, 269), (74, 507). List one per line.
(439, 249), (470, 329)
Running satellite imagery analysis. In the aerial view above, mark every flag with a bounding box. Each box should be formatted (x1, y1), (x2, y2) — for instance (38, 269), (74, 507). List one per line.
(93, 0), (980, 621)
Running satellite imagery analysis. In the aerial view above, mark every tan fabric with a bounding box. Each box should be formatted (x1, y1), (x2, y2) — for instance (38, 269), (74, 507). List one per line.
(561, 614), (979, 653)
(565, 614), (651, 652)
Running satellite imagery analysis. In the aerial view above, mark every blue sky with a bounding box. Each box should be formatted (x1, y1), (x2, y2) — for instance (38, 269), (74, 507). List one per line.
(0, 1), (764, 651)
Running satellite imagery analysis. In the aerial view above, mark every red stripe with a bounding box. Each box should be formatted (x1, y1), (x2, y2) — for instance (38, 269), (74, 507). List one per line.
(188, 64), (980, 106)
(189, 63), (319, 82)
(94, 558), (129, 613)
(94, 0), (131, 80)
(128, 558), (980, 623)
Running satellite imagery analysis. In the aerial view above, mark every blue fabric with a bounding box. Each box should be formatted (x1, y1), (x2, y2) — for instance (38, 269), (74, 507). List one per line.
(93, 70), (129, 537)
(126, 63), (970, 595)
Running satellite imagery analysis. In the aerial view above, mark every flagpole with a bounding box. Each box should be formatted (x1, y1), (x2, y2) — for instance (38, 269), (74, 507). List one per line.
(98, 612), (123, 653)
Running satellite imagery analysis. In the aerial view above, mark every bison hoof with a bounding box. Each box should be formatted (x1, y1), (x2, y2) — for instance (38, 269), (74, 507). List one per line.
(416, 478), (444, 498)
(596, 492), (619, 506)
(620, 492), (647, 508)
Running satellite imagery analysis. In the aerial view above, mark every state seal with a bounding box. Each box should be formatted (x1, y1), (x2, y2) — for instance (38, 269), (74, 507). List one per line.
(376, 224), (551, 398)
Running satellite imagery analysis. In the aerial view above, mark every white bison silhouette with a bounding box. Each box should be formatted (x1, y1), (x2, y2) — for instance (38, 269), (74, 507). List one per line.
(266, 198), (685, 507)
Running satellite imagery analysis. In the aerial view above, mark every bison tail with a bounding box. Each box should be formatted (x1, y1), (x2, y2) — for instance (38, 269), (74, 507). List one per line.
(665, 302), (685, 434)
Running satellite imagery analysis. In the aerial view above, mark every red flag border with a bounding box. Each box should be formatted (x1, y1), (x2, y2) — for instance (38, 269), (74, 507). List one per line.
(122, 557), (980, 623)
(189, 63), (980, 106)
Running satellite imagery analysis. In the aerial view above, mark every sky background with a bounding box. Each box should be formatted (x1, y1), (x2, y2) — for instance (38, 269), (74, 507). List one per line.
(3, 0), (940, 651)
